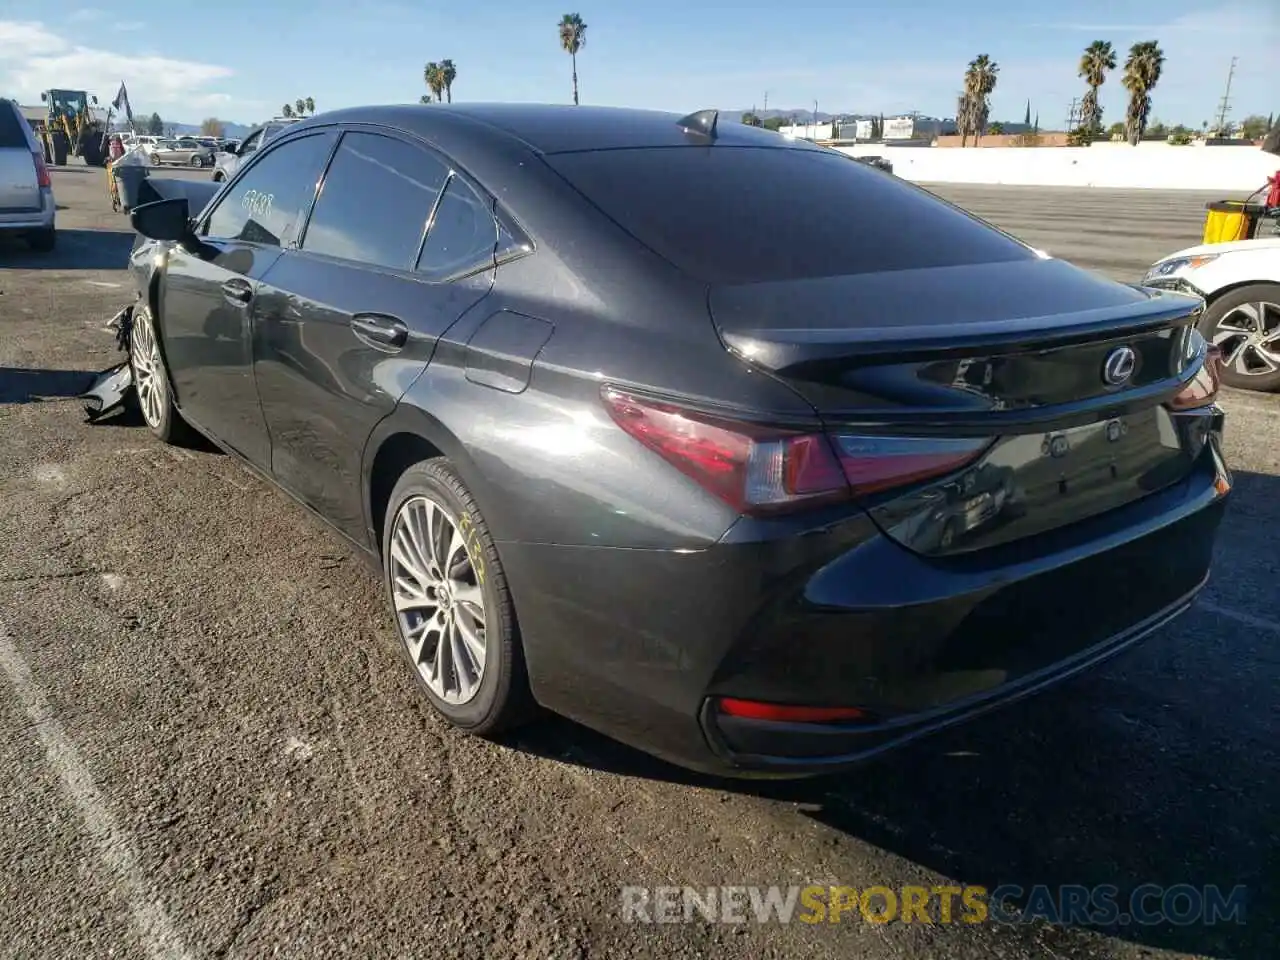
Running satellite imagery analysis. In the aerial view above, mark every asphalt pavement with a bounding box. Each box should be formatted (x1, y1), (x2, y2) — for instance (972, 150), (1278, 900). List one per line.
(0, 167), (1276, 960)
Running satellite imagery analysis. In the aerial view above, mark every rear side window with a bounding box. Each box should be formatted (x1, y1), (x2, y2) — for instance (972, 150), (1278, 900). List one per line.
(0, 102), (30, 149)
(415, 176), (497, 281)
(302, 132), (449, 270)
(548, 147), (1033, 283)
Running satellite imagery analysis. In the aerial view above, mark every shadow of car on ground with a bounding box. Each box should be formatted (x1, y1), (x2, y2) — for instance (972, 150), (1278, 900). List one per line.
(0, 228), (135, 271)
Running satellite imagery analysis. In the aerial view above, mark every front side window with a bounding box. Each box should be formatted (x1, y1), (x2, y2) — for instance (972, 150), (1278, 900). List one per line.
(415, 175), (498, 281)
(301, 132), (449, 270)
(203, 133), (334, 247)
(239, 131), (263, 156)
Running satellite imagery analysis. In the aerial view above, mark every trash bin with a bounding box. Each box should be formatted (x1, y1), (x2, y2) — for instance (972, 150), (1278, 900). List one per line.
(1202, 201), (1266, 244)
(112, 163), (152, 213)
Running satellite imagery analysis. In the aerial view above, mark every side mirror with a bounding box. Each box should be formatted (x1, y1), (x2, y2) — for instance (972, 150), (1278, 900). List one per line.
(40, 92), (48, 102)
(92, 95), (100, 105)
(131, 198), (192, 242)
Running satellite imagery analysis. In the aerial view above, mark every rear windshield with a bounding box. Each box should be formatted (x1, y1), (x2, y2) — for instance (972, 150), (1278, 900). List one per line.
(547, 147), (1033, 284)
(0, 102), (30, 149)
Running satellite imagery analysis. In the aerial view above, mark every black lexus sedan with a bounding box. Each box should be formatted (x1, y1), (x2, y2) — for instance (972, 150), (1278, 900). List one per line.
(121, 103), (1230, 776)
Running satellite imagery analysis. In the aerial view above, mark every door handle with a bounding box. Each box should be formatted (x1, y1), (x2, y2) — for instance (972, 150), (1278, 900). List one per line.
(351, 313), (409, 349)
(221, 278), (253, 305)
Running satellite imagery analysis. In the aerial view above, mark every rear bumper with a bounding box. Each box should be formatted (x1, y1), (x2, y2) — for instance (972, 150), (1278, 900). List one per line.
(0, 188), (55, 231)
(502, 410), (1230, 777)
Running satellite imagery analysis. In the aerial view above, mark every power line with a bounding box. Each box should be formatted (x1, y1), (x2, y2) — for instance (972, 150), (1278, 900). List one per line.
(1066, 98), (1080, 131)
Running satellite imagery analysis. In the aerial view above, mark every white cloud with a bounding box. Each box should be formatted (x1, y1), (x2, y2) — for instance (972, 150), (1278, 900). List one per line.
(0, 19), (235, 115)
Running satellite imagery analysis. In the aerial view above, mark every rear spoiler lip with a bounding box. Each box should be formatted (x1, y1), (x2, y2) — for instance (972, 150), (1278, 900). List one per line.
(719, 288), (1204, 374)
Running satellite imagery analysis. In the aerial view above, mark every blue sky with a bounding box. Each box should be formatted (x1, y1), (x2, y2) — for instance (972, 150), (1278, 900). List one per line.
(1, 1), (1275, 128)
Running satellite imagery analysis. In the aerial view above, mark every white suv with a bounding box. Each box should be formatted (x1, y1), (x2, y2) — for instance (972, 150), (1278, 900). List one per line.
(0, 98), (55, 251)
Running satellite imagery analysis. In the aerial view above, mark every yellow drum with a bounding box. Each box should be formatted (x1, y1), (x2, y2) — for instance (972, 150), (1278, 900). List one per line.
(1202, 201), (1262, 244)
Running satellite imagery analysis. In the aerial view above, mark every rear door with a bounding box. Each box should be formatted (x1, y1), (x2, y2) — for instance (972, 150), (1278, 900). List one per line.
(252, 129), (499, 542)
(0, 102), (39, 213)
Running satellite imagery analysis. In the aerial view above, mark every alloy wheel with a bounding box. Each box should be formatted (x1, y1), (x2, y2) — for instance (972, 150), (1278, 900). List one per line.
(389, 496), (487, 705)
(1210, 299), (1280, 379)
(130, 308), (165, 428)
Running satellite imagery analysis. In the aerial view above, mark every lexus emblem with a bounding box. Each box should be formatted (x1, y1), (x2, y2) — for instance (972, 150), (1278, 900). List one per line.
(1102, 346), (1137, 386)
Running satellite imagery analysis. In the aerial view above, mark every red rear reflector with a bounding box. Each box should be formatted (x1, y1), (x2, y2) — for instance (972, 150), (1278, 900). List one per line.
(717, 697), (869, 724)
(602, 387), (991, 514)
(32, 151), (51, 189)
(1168, 343), (1222, 411)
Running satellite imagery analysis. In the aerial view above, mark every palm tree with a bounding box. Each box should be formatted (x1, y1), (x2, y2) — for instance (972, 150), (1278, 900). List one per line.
(1122, 41), (1165, 145)
(957, 93), (974, 147)
(281, 103), (294, 118)
(304, 96), (315, 115)
(1078, 41), (1116, 135)
(559, 14), (587, 105)
(424, 62), (446, 105)
(440, 60), (457, 103)
(962, 54), (999, 145)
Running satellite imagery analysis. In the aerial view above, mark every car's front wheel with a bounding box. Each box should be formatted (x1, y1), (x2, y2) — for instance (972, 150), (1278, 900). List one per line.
(382, 458), (532, 735)
(1198, 283), (1280, 392)
(129, 304), (193, 444)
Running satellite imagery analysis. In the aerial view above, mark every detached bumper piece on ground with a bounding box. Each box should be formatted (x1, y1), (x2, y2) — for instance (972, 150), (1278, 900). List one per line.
(80, 304), (135, 422)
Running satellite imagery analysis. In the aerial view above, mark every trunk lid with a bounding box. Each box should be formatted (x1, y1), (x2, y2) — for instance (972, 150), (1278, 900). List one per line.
(709, 258), (1210, 556)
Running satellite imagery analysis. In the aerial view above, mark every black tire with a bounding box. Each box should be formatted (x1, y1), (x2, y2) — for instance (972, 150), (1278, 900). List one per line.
(382, 458), (533, 735)
(128, 303), (196, 445)
(212, 171), (224, 182)
(51, 132), (68, 166)
(27, 228), (56, 253)
(190, 155), (204, 168)
(1197, 282), (1280, 392)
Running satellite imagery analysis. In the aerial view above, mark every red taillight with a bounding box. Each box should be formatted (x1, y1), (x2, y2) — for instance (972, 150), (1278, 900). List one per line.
(827, 434), (991, 496)
(1168, 343), (1222, 411)
(32, 151), (51, 188)
(716, 697), (870, 724)
(601, 387), (989, 514)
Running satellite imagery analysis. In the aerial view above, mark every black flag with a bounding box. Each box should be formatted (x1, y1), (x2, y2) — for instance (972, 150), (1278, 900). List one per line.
(111, 81), (133, 124)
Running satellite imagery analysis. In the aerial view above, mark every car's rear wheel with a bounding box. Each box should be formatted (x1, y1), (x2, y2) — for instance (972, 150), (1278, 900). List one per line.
(129, 304), (194, 444)
(382, 458), (532, 735)
(1198, 283), (1280, 392)
(190, 155), (205, 168)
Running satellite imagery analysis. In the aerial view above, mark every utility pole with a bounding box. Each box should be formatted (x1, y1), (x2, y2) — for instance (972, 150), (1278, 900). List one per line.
(1066, 98), (1080, 130)
(1214, 56), (1237, 135)
(763, 91), (768, 113)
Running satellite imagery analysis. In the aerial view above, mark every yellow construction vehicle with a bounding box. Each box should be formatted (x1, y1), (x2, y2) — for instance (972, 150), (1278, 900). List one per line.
(35, 88), (107, 167)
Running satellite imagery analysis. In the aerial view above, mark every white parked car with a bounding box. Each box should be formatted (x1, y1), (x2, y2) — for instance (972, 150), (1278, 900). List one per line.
(1143, 236), (1280, 392)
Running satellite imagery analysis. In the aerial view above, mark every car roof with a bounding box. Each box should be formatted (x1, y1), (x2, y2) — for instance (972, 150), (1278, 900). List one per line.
(289, 103), (822, 156)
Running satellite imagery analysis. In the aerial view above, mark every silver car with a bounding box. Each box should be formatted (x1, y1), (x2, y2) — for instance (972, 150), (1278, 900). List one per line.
(0, 98), (55, 251)
(150, 137), (215, 168)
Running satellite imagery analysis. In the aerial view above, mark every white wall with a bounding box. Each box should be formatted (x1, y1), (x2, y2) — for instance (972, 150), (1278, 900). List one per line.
(837, 142), (1278, 191)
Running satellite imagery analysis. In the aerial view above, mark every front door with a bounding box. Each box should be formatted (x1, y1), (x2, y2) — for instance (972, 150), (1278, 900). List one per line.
(157, 129), (337, 467)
